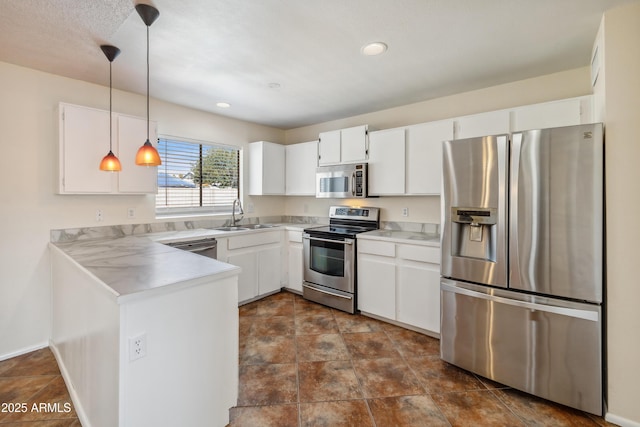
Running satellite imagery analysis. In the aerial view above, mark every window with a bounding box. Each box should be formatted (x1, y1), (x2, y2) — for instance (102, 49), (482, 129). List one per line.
(156, 136), (240, 215)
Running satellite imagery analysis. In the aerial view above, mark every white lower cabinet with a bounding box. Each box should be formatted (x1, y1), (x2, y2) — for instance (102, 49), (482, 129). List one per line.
(397, 263), (440, 332)
(358, 254), (396, 319)
(284, 230), (304, 293)
(357, 238), (441, 335)
(258, 246), (282, 295)
(227, 251), (259, 302)
(217, 231), (283, 304)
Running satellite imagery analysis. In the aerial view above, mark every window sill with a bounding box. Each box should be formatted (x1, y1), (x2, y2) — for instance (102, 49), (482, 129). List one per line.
(155, 210), (232, 220)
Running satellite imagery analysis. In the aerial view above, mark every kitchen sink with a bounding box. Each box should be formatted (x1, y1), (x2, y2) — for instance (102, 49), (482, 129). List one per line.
(215, 226), (250, 231)
(214, 224), (278, 232)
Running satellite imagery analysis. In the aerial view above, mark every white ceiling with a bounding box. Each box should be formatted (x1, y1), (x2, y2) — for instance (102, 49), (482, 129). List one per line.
(0, 0), (636, 129)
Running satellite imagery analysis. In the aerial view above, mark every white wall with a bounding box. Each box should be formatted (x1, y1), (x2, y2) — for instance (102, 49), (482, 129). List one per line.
(600, 3), (640, 425)
(283, 67), (593, 223)
(0, 61), (284, 359)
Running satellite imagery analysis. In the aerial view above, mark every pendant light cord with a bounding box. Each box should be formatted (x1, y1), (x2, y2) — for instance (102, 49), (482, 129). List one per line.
(146, 24), (150, 142)
(109, 60), (113, 151)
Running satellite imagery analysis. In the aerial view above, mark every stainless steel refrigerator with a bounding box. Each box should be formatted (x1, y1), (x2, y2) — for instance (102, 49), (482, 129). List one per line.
(440, 123), (604, 415)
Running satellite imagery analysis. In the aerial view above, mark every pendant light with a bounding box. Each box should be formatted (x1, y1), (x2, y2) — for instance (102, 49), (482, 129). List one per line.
(135, 3), (162, 166)
(99, 45), (122, 172)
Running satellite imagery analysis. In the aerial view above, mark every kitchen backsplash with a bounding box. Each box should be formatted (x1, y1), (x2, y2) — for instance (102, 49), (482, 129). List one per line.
(50, 216), (439, 243)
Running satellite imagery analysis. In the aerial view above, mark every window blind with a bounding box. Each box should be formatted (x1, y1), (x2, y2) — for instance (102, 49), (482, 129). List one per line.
(156, 137), (239, 213)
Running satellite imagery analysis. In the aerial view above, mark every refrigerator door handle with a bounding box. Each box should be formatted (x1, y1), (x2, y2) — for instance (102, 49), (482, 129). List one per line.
(509, 132), (523, 287)
(441, 282), (599, 322)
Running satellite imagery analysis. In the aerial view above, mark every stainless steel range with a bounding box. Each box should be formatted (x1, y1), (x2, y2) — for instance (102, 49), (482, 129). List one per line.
(303, 206), (380, 313)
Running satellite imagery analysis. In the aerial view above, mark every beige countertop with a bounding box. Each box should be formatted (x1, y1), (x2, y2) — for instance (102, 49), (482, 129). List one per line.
(50, 235), (240, 302)
(50, 222), (324, 301)
(358, 229), (440, 247)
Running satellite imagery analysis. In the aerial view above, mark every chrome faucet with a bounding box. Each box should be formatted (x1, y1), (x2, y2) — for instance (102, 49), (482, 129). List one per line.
(232, 198), (244, 226)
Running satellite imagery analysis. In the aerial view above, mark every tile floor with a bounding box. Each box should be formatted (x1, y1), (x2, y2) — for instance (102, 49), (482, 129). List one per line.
(231, 291), (616, 427)
(0, 348), (79, 426)
(0, 290), (616, 427)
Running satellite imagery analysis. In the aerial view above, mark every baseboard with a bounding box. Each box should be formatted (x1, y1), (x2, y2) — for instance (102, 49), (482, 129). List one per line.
(605, 412), (640, 427)
(359, 311), (440, 339)
(0, 342), (48, 362)
(50, 340), (92, 427)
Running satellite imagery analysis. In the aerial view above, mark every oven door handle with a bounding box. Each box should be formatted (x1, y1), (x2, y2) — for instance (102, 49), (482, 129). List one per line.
(303, 235), (354, 245)
(303, 284), (353, 300)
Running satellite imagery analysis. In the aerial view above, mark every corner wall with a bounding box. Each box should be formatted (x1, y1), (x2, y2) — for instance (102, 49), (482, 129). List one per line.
(600, 3), (640, 425)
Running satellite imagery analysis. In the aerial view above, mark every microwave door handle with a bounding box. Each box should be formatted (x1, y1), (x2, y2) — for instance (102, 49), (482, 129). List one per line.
(352, 172), (356, 196)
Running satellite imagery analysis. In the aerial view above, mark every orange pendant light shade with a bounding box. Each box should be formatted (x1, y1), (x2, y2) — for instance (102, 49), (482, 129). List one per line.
(100, 150), (122, 171)
(135, 139), (162, 166)
(99, 44), (122, 172)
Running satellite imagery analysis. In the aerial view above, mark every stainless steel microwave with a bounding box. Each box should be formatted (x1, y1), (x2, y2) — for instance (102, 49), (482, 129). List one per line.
(316, 163), (368, 198)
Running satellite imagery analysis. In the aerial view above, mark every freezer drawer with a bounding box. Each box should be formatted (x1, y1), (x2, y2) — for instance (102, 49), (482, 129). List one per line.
(440, 279), (602, 415)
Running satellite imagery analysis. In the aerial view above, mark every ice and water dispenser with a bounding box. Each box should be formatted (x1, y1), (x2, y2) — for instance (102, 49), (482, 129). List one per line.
(442, 200), (507, 287)
(449, 207), (497, 262)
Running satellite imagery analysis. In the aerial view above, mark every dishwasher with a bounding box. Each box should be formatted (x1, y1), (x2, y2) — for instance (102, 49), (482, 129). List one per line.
(164, 237), (217, 259)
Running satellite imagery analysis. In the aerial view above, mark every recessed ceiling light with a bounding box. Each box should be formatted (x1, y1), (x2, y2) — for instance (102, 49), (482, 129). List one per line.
(216, 102), (231, 108)
(268, 82), (281, 89)
(361, 42), (388, 56)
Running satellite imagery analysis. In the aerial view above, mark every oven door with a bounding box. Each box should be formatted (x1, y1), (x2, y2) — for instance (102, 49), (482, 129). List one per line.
(303, 233), (354, 293)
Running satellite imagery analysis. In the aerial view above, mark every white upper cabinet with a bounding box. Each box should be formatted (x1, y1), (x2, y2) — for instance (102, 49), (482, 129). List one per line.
(59, 103), (112, 193)
(285, 140), (317, 196)
(58, 102), (157, 195)
(511, 96), (594, 131)
(367, 120), (453, 196)
(406, 119), (454, 195)
(454, 109), (510, 139)
(368, 128), (406, 195)
(117, 114), (158, 194)
(249, 141), (285, 195)
(318, 125), (369, 165)
(317, 129), (341, 165)
(340, 125), (369, 163)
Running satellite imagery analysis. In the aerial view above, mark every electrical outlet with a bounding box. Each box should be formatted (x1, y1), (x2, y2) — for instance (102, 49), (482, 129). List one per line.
(245, 203), (254, 213)
(129, 333), (147, 361)
(96, 209), (104, 222)
(402, 207), (409, 217)
(127, 207), (136, 219)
